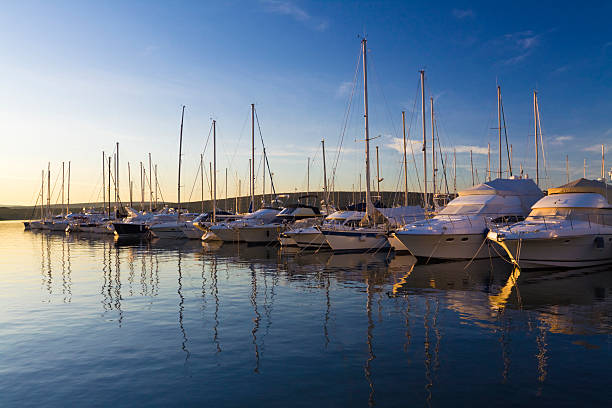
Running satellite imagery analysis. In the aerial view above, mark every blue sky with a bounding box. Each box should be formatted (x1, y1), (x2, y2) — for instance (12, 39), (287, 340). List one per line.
(1, 0), (610, 205)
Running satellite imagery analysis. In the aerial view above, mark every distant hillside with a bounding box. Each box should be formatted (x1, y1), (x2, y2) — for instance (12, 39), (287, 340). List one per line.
(1, 190), (432, 220)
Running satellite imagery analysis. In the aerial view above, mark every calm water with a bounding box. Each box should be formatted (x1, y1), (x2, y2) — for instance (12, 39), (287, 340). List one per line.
(1, 220), (611, 407)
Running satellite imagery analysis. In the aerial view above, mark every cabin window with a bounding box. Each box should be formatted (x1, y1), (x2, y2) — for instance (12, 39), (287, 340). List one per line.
(461, 237), (468, 241)
(445, 238), (454, 242)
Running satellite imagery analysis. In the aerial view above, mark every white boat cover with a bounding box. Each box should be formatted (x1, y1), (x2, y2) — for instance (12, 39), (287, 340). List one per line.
(532, 192), (612, 209)
(455, 178), (543, 213)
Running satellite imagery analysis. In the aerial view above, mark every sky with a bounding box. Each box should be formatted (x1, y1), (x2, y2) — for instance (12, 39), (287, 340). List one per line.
(0, 0), (611, 206)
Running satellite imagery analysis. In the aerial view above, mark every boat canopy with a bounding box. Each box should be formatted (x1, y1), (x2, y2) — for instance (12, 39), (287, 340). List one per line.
(440, 194), (524, 215)
(532, 192), (612, 209)
(548, 178), (612, 203)
(452, 178), (543, 213)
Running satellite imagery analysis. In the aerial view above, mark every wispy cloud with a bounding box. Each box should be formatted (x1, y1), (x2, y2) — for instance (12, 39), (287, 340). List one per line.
(500, 30), (542, 65)
(386, 137), (488, 155)
(605, 128), (612, 136)
(452, 9), (474, 19)
(583, 144), (607, 152)
(336, 81), (353, 98)
(550, 135), (574, 145)
(261, 0), (329, 31)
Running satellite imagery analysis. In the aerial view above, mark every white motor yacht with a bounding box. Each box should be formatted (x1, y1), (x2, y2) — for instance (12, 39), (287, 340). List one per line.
(148, 211), (198, 239)
(281, 210), (364, 249)
(238, 204), (322, 244)
(321, 206), (426, 253)
(206, 208), (282, 243)
(389, 178), (543, 261)
(488, 178), (612, 268)
(185, 211), (242, 240)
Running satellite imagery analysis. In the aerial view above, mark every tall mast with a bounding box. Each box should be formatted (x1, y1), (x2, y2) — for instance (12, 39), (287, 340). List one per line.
(584, 158), (587, 178)
(453, 148), (457, 194)
(487, 143), (491, 181)
(376, 145), (381, 199)
(108, 157), (111, 217)
(510, 144), (513, 176)
(431, 97), (436, 197)
(361, 38), (374, 221)
(154, 164), (158, 208)
(497, 85), (502, 178)
(177, 105), (185, 216)
(566, 155), (570, 183)
(61, 161), (65, 215)
(200, 154), (204, 213)
(420, 70), (427, 209)
(262, 150), (266, 205)
(237, 178), (241, 213)
(67, 161), (71, 215)
(47, 162), (50, 217)
(41, 170), (44, 219)
(128, 162), (132, 208)
(533, 90), (539, 186)
(103, 153), (106, 213)
(402, 111), (409, 206)
(602, 144), (605, 179)
(307, 157), (310, 197)
(225, 168), (228, 211)
(139, 162), (144, 211)
(322, 139), (328, 212)
(248, 159), (252, 211)
(116, 142), (119, 206)
(470, 150), (474, 186)
(251, 103), (255, 212)
(212, 120), (217, 223)
(148, 153), (153, 211)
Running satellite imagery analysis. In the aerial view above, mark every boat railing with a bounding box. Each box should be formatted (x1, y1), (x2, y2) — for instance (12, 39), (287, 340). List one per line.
(492, 213), (612, 233)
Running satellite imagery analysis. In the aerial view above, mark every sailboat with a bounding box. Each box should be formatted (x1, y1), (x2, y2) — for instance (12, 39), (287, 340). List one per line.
(319, 38), (422, 253)
(149, 106), (194, 239)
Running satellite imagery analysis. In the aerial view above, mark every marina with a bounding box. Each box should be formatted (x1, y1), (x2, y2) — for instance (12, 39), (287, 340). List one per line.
(2, 1), (612, 406)
(2, 220), (612, 406)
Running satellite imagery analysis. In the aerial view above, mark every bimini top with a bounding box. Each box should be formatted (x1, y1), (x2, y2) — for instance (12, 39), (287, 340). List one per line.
(458, 178), (542, 197)
(548, 178), (612, 201)
(442, 178), (544, 215)
(532, 193), (612, 209)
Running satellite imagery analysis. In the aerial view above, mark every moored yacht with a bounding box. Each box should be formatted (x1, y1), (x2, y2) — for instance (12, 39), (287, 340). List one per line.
(280, 210), (364, 249)
(206, 207), (282, 243)
(389, 178), (543, 261)
(488, 178), (612, 268)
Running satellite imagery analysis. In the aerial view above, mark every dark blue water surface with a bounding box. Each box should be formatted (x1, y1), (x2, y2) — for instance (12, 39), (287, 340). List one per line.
(1, 220), (611, 407)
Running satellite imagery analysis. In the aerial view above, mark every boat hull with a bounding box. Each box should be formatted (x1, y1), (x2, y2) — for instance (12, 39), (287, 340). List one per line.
(207, 226), (241, 242)
(322, 229), (390, 253)
(183, 226), (205, 240)
(289, 230), (328, 249)
(236, 225), (283, 244)
(391, 232), (491, 261)
(490, 234), (612, 269)
(113, 223), (149, 239)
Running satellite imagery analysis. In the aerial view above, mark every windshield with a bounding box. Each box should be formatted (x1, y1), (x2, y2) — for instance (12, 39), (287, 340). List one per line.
(527, 207), (612, 225)
(439, 204), (484, 215)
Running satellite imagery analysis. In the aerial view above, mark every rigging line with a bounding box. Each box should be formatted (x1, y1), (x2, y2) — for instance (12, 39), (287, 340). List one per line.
(407, 76), (423, 193)
(536, 104), (549, 188)
(228, 109), (250, 185)
(500, 95), (512, 177)
(434, 115), (450, 195)
(331, 45), (362, 189)
(186, 159), (201, 204)
(254, 108), (277, 196)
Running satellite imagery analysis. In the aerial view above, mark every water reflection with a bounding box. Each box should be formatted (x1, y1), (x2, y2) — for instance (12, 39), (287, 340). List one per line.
(8, 223), (612, 407)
